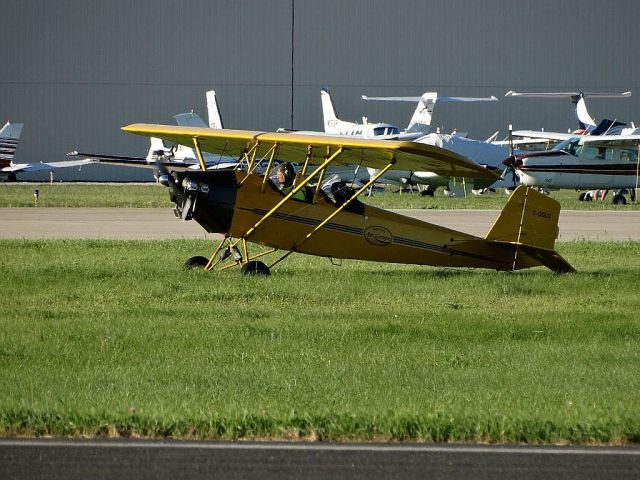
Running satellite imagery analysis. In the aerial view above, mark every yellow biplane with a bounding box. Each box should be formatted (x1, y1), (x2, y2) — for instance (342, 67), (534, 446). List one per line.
(102, 124), (575, 275)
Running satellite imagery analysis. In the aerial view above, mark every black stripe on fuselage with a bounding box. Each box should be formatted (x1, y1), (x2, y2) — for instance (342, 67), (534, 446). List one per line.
(240, 207), (505, 263)
(521, 163), (639, 175)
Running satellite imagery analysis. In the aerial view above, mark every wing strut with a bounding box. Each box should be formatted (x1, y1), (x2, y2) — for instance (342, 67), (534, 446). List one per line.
(192, 137), (207, 172)
(270, 157), (396, 268)
(300, 160), (395, 246)
(244, 147), (344, 239)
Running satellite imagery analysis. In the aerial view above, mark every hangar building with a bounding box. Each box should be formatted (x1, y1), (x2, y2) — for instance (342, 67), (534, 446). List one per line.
(1, 0), (638, 181)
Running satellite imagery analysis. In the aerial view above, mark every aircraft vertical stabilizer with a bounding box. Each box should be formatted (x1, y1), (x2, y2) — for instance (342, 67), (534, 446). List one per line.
(173, 112), (208, 128)
(485, 186), (574, 273)
(406, 92), (437, 133)
(575, 96), (596, 131)
(206, 90), (224, 129)
(320, 86), (340, 133)
(0, 121), (24, 165)
(486, 187), (559, 250)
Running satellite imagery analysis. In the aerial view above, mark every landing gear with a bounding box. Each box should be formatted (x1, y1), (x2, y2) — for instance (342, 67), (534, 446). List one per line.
(240, 261), (271, 276)
(578, 192), (593, 202)
(420, 186), (435, 197)
(183, 255), (209, 269)
(612, 193), (627, 205)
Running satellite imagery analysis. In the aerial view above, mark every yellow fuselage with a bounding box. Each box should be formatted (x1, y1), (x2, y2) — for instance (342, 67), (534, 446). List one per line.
(220, 172), (534, 271)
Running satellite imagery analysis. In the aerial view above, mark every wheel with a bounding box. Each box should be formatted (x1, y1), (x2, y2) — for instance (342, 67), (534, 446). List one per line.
(240, 260), (271, 276)
(420, 187), (434, 197)
(183, 255), (209, 269)
(612, 194), (627, 205)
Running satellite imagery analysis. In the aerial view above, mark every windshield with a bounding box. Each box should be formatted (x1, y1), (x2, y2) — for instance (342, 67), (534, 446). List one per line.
(373, 126), (400, 136)
(553, 137), (581, 155)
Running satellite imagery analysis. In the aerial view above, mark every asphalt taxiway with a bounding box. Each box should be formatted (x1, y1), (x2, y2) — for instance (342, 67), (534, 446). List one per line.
(1, 208), (639, 240)
(1, 439), (639, 480)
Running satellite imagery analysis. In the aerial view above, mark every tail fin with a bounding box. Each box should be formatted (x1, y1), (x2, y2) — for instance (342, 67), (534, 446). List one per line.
(174, 112), (208, 128)
(575, 95), (596, 131)
(0, 122), (24, 165)
(406, 92), (437, 133)
(145, 137), (172, 162)
(206, 90), (224, 129)
(486, 186), (575, 273)
(321, 86), (340, 133)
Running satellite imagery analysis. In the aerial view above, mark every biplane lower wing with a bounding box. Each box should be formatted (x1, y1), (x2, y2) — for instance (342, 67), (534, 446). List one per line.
(66, 151), (203, 172)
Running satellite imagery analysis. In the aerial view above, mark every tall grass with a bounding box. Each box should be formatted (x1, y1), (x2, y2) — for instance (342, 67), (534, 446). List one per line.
(0, 239), (638, 442)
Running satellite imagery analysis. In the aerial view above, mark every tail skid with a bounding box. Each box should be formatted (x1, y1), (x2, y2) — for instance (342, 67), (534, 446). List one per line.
(486, 186), (575, 273)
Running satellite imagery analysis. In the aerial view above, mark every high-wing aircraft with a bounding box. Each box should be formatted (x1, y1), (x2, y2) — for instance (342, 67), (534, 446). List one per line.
(504, 91), (633, 145)
(0, 121), (92, 181)
(70, 92), (237, 172)
(503, 134), (640, 204)
(319, 86), (433, 140)
(90, 123), (574, 275)
(316, 88), (506, 195)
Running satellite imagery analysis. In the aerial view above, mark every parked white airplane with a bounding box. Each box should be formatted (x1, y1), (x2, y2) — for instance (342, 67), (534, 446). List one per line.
(504, 91), (633, 143)
(0, 121), (92, 181)
(70, 91), (237, 172)
(319, 88), (508, 195)
(503, 133), (640, 204)
(320, 87), (436, 140)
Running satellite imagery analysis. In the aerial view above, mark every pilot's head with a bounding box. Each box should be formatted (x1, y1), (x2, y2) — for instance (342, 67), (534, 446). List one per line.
(277, 162), (295, 187)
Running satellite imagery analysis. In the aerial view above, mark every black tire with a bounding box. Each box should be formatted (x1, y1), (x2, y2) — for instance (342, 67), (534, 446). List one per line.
(420, 188), (434, 197)
(240, 260), (271, 276)
(183, 255), (209, 270)
(612, 194), (627, 205)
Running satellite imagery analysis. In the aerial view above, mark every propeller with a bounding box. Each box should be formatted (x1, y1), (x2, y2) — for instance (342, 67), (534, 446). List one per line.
(501, 124), (519, 189)
(154, 153), (196, 220)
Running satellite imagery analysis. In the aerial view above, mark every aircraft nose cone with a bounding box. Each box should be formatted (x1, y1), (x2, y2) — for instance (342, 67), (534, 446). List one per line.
(502, 155), (523, 168)
(502, 155), (515, 167)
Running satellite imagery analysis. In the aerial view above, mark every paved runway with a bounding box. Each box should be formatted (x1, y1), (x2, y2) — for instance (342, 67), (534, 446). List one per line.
(1, 439), (638, 480)
(1, 208), (639, 241)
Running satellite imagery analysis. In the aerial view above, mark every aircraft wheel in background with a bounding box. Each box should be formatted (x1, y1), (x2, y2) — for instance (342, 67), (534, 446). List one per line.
(183, 255), (209, 269)
(241, 261), (271, 276)
(612, 193), (627, 205)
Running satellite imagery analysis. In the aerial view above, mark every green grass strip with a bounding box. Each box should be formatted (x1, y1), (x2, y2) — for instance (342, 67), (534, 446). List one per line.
(0, 240), (639, 443)
(1, 183), (638, 210)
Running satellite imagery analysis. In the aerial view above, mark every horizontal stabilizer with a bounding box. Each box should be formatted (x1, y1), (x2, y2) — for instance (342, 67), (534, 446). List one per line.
(518, 245), (576, 273)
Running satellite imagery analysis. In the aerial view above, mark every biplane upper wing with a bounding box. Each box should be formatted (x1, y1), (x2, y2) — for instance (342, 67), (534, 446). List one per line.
(121, 124), (501, 180)
(66, 151), (204, 172)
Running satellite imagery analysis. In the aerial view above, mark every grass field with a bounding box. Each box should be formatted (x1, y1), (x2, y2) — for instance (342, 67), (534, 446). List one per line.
(0, 239), (639, 443)
(1, 182), (639, 210)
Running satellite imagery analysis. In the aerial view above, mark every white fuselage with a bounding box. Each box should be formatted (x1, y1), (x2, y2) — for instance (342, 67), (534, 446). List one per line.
(515, 148), (640, 190)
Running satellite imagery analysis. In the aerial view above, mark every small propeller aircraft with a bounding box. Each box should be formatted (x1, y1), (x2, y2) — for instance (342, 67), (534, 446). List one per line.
(88, 123), (574, 275)
(306, 87), (505, 195)
(0, 121), (93, 181)
(503, 134), (640, 204)
(504, 91), (633, 145)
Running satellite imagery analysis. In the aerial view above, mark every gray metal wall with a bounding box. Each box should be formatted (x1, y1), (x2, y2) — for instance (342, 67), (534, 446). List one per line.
(1, 0), (639, 181)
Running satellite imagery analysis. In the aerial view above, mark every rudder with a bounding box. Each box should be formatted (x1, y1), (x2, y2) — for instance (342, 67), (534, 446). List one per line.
(486, 186), (574, 273)
(486, 186), (559, 250)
